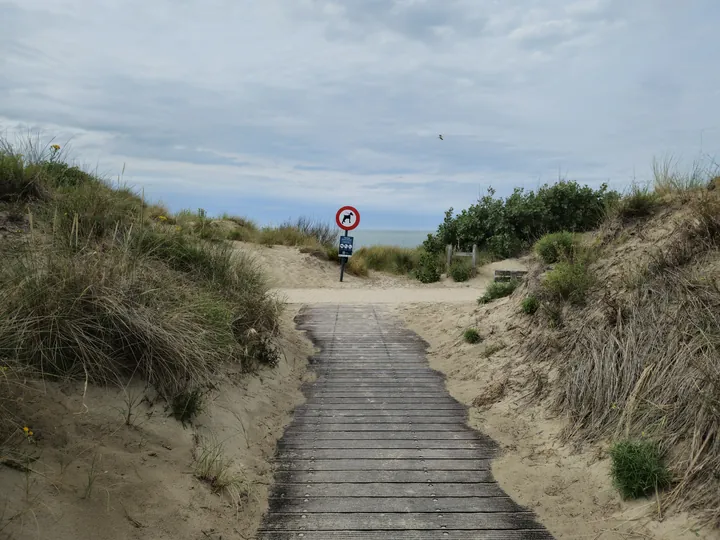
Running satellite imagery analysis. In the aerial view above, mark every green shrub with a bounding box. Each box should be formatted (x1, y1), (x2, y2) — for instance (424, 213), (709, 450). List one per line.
(172, 388), (204, 426)
(542, 261), (594, 305)
(0, 153), (46, 201)
(535, 232), (576, 264)
(463, 328), (481, 344)
(415, 251), (442, 283)
(478, 280), (519, 304)
(616, 184), (658, 220)
(449, 260), (473, 282)
(424, 181), (617, 259)
(521, 295), (540, 314)
(609, 440), (672, 499)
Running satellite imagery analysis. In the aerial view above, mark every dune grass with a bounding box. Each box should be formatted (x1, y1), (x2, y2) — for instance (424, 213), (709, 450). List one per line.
(0, 137), (282, 420)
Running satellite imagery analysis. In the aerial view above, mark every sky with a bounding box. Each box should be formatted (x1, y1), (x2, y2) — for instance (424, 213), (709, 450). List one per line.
(1, 0), (719, 230)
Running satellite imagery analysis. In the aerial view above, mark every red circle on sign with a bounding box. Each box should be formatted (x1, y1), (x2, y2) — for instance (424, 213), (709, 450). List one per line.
(335, 206), (360, 231)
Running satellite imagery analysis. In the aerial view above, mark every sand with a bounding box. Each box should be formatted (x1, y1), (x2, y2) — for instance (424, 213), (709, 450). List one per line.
(3, 242), (717, 540)
(0, 308), (314, 540)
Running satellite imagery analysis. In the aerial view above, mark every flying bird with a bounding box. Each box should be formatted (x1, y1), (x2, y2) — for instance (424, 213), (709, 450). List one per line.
(438, 134), (443, 140)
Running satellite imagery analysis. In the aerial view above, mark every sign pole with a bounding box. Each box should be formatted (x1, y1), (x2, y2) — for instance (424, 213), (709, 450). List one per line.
(339, 228), (348, 282)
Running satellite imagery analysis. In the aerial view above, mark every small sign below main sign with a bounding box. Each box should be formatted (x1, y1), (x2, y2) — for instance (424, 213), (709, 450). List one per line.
(339, 235), (354, 258)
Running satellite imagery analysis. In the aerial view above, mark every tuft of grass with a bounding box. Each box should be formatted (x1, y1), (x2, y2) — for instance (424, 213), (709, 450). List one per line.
(352, 246), (421, 275)
(652, 155), (711, 195)
(259, 218), (338, 249)
(609, 439), (672, 500)
(478, 280), (519, 304)
(541, 260), (594, 305)
(535, 231), (576, 264)
(193, 436), (245, 503)
(521, 295), (540, 315)
(463, 328), (481, 344)
(615, 184), (658, 220)
(449, 259), (473, 282)
(171, 388), (204, 426)
(345, 256), (369, 277)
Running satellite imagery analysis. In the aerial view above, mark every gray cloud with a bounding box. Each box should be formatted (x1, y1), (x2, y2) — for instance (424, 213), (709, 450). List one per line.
(1, 0), (719, 221)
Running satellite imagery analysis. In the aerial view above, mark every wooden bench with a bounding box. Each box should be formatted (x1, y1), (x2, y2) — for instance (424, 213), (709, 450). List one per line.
(494, 270), (528, 282)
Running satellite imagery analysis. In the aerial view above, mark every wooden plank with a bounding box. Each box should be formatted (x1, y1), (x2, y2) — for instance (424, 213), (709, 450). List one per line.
(281, 430), (479, 440)
(276, 449), (493, 460)
(275, 459), (491, 471)
(270, 470), (495, 484)
(269, 482), (505, 498)
(257, 531), (554, 540)
(268, 496), (521, 513)
(260, 512), (541, 531)
(278, 439), (488, 450)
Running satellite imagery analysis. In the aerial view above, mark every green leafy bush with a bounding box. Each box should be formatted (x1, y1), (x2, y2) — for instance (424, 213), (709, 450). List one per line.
(424, 181), (617, 259)
(609, 440), (672, 499)
(521, 295), (540, 314)
(463, 328), (481, 344)
(535, 231), (576, 264)
(449, 260), (473, 282)
(542, 261), (594, 305)
(415, 251), (442, 284)
(616, 185), (658, 220)
(478, 280), (519, 304)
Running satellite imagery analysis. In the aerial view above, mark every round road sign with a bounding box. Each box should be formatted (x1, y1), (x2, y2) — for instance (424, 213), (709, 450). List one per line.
(336, 206), (360, 231)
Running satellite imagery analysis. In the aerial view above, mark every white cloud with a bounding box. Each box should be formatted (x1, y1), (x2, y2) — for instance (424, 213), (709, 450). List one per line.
(1, 0), (719, 224)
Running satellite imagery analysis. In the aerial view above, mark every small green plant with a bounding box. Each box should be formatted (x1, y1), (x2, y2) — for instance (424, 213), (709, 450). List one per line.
(171, 389), (204, 426)
(542, 261), (594, 305)
(478, 280), (519, 304)
(449, 260), (473, 282)
(82, 452), (101, 500)
(535, 232), (576, 264)
(463, 328), (481, 344)
(415, 251), (441, 284)
(521, 295), (540, 315)
(609, 439), (672, 499)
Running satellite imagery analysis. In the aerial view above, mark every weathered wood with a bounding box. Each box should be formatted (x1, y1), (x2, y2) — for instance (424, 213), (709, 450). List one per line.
(260, 305), (553, 539)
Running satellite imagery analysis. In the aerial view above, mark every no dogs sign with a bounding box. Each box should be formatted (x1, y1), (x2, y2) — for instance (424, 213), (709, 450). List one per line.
(335, 206), (360, 231)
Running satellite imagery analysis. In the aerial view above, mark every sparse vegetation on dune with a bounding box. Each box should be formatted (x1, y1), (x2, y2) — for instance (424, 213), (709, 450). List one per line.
(512, 169), (720, 521)
(0, 138), (282, 446)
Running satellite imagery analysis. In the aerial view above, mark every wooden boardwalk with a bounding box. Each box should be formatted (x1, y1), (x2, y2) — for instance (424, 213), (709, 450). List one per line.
(257, 305), (553, 540)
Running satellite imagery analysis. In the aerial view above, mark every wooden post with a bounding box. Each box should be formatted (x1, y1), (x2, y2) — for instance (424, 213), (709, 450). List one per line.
(471, 244), (477, 269)
(446, 245), (452, 272)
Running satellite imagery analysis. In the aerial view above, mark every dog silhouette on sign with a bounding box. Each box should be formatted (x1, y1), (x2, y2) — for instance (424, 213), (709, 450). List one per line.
(341, 212), (354, 225)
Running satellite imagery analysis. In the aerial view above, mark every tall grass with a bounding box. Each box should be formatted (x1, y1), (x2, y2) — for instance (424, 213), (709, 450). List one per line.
(0, 136), (282, 402)
(351, 246), (421, 275)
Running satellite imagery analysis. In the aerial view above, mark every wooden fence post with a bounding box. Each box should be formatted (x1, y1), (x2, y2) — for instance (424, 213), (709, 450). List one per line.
(471, 244), (477, 269)
(446, 245), (452, 272)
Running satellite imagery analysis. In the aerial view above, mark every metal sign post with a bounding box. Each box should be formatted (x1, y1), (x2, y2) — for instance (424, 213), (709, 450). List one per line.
(335, 206), (360, 282)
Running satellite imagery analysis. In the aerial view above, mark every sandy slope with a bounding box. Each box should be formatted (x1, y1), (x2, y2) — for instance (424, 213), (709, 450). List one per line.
(242, 243), (719, 540)
(0, 308), (313, 540)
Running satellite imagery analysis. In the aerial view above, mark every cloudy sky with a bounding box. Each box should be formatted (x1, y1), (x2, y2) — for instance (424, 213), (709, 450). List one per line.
(2, 0), (719, 229)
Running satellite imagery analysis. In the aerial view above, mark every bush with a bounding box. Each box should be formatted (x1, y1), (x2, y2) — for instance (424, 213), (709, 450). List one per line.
(609, 440), (672, 499)
(449, 260), (473, 282)
(542, 261), (594, 305)
(478, 280), (519, 304)
(463, 328), (481, 344)
(535, 232), (576, 264)
(521, 295), (540, 315)
(415, 251), (442, 283)
(424, 181), (617, 259)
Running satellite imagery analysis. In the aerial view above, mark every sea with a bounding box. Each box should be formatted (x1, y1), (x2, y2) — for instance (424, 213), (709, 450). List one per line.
(349, 230), (433, 250)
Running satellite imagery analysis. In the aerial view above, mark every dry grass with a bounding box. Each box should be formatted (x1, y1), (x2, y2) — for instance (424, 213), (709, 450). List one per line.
(193, 435), (246, 505)
(531, 192), (720, 524)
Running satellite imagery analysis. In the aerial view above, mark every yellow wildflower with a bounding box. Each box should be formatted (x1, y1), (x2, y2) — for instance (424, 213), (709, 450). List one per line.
(51, 144), (61, 151)
(158, 215), (168, 221)
(23, 426), (29, 433)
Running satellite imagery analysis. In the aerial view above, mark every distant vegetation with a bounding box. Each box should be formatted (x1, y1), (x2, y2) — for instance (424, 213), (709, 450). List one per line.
(423, 181), (618, 260)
